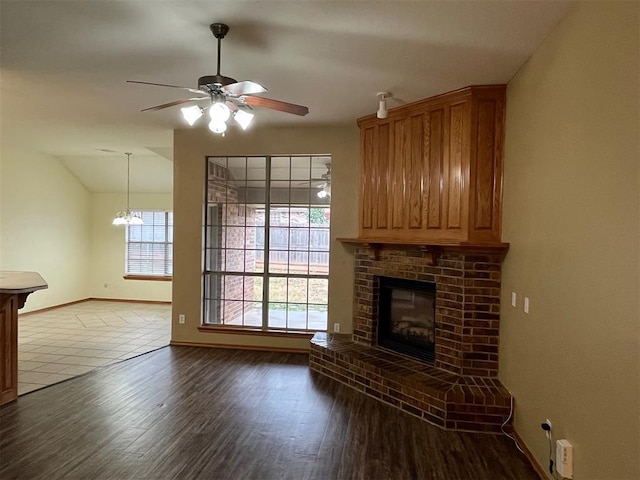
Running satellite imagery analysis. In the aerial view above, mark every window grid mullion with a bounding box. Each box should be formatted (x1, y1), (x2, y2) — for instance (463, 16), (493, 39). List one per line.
(262, 155), (271, 330)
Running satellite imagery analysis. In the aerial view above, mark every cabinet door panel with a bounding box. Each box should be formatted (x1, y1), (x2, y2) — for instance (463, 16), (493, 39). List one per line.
(408, 115), (423, 229)
(447, 103), (465, 230)
(474, 99), (497, 230)
(376, 123), (390, 229)
(391, 118), (410, 229)
(361, 126), (375, 231)
(424, 109), (444, 229)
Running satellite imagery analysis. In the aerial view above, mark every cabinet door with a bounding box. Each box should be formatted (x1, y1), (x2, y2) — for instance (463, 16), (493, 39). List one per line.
(442, 99), (470, 241)
(375, 115), (424, 237)
(360, 104), (469, 241)
(407, 114), (425, 230)
(420, 101), (469, 242)
(390, 116), (410, 230)
(360, 122), (392, 236)
(423, 108), (446, 231)
(468, 94), (504, 243)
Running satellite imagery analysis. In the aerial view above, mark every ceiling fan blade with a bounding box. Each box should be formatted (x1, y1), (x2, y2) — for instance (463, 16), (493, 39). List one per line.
(127, 80), (207, 96)
(291, 181), (328, 189)
(241, 95), (309, 116)
(225, 100), (239, 112)
(223, 80), (267, 96)
(141, 98), (206, 112)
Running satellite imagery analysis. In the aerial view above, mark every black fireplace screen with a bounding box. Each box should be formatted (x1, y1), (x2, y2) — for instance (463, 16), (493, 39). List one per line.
(377, 276), (436, 363)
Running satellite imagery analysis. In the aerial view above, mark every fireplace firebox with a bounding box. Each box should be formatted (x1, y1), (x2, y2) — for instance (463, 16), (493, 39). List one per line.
(377, 276), (436, 364)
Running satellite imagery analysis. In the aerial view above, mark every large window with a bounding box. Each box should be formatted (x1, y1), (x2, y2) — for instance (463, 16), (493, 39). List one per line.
(203, 155), (331, 331)
(126, 211), (173, 277)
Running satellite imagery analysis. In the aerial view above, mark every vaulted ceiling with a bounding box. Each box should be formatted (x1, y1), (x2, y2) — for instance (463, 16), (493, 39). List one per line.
(0, 0), (573, 192)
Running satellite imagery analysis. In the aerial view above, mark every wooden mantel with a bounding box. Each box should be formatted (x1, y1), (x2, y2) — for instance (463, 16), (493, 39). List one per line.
(0, 271), (48, 405)
(337, 237), (509, 264)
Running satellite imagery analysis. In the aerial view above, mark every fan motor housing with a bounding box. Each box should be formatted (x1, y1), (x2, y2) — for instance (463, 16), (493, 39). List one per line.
(210, 23), (230, 39)
(198, 74), (237, 89)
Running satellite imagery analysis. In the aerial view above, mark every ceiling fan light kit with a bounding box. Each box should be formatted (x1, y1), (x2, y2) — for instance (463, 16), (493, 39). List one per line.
(317, 182), (331, 199)
(209, 119), (227, 134)
(181, 105), (204, 126)
(209, 102), (231, 122)
(377, 92), (392, 119)
(233, 109), (254, 130)
(112, 153), (143, 226)
(313, 163), (332, 199)
(128, 23), (309, 135)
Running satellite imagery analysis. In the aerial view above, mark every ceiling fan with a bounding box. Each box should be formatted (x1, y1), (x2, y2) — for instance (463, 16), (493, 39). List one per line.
(127, 23), (309, 133)
(305, 162), (331, 198)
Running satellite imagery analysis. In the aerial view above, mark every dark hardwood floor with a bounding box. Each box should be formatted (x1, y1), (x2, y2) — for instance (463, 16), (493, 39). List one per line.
(0, 346), (538, 480)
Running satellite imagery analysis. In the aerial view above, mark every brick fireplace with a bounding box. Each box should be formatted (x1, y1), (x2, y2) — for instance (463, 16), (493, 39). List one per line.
(309, 85), (511, 432)
(309, 247), (512, 433)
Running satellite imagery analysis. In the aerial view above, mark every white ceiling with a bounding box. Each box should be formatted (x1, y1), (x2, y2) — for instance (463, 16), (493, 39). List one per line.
(0, 0), (573, 193)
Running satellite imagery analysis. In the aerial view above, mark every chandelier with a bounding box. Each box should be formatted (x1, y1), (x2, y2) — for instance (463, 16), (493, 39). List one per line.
(112, 152), (143, 226)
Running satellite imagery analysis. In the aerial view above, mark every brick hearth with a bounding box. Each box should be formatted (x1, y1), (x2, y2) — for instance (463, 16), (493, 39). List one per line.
(309, 247), (512, 433)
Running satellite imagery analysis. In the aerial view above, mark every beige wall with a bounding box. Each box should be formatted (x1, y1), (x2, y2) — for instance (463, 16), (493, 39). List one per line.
(90, 192), (172, 302)
(172, 126), (359, 350)
(0, 147), (92, 312)
(501, 2), (639, 478)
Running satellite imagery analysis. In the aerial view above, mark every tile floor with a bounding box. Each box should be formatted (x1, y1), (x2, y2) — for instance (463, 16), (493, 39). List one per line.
(17, 300), (171, 395)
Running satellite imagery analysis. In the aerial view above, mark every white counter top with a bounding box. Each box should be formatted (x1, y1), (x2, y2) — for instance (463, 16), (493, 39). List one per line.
(0, 271), (48, 295)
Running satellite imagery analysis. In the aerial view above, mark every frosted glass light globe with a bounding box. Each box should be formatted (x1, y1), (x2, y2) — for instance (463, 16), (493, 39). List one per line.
(209, 102), (230, 123)
(209, 120), (227, 134)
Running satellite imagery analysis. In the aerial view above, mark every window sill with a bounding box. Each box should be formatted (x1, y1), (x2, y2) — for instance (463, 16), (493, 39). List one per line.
(123, 275), (172, 282)
(198, 325), (317, 339)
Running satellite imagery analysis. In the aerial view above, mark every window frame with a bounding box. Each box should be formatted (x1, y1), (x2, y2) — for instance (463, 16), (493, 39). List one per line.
(201, 155), (331, 333)
(124, 210), (173, 280)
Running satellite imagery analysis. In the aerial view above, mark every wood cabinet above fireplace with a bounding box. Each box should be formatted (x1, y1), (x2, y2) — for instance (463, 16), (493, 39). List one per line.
(356, 85), (506, 245)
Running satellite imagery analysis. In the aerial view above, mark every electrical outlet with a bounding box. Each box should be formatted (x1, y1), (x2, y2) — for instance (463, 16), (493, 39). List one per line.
(511, 292), (517, 307)
(333, 323), (340, 333)
(178, 314), (185, 324)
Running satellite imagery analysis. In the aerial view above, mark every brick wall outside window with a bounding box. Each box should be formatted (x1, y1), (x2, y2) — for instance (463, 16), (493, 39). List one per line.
(208, 163), (257, 323)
